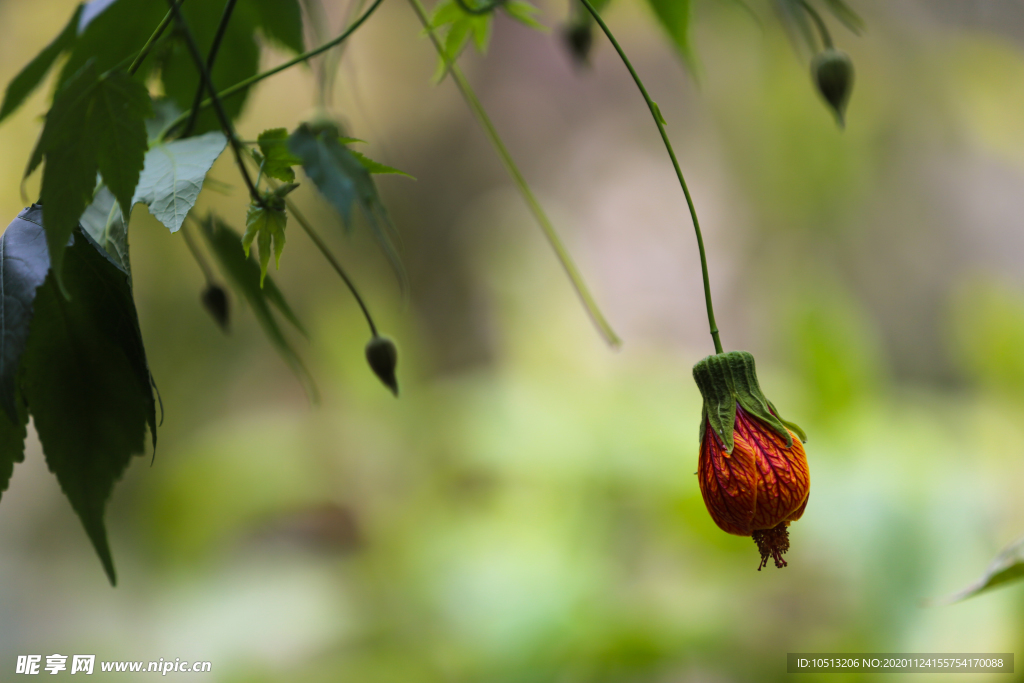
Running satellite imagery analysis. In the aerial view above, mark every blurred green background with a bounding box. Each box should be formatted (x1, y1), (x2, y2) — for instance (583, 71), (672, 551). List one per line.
(2, 0), (1024, 680)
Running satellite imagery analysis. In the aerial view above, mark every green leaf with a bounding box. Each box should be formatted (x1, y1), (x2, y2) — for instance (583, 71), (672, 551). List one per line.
(256, 128), (303, 183)
(0, 3), (83, 124)
(938, 535), (1024, 604)
(0, 393), (28, 505)
(30, 62), (150, 292)
(200, 215), (315, 398)
(349, 151), (415, 179)
(80, 186), (130, 275)
(243, 200), (288, 287)
(22, 227), (156, 585)
(0, 206), (51, 425)
(132, 131), (228, 233)
(503, 1), (546, 31)
(428, 0), (495, 79)
(59, 0), (167, 89)
(247, 0), (305, 53)
(644, 0), (695, 68)
(92, 72), (153, 219)
(158, 1), (260, 134)
(288, 124), (407, 290)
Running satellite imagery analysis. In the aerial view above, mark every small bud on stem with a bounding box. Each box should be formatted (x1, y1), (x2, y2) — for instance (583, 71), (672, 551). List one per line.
(812, 48), (854, 127)
(365, 336), (399, 396)
(201, 284), (230, 332)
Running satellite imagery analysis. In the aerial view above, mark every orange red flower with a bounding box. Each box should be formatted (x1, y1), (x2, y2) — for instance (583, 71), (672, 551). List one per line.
(692, 351), (809, 569)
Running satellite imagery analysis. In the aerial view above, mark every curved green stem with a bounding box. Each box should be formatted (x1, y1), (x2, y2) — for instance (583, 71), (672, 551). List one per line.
(286, 197), (379, 338)
(128, 0), (184, 76)
(408, 0), (621, 349)
(576, 0), (722, 354)
(799, 0), (833, 49)
(160, 0), (387, 141)
(182, 221), (217, 285)
(164, 0), (264, 209)
(182, 0), (239, 136)
(255, 164), (381, 338)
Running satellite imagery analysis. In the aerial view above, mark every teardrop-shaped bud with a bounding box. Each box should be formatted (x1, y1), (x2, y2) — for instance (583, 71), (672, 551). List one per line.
(812, 48), (854, 127)
(561, 22), (593, 67)
(365, 335), (398, 396)
(201, 284), (229, 332)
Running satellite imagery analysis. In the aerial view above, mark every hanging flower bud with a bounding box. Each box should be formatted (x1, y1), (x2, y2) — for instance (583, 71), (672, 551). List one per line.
(201, 284), (229, 332)
(812, 48), (854, 127)
(365, 335), (399, 396)
(561, 22), (594, 66)
(692, 351), (809, 570)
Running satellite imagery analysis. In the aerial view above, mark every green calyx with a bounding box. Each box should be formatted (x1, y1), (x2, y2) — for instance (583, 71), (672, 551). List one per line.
(692, 351), (806, 454)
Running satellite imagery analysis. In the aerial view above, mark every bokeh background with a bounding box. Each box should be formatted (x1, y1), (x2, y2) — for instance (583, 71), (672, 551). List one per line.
(2, 0), (1024, 680)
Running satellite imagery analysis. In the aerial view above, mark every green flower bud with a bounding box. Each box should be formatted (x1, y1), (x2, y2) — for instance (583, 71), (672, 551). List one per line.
(812, 48), (854, 127)
(365, 335), (399, 396)
(562, 22), (594, 66)
(201, 284), (229, 332)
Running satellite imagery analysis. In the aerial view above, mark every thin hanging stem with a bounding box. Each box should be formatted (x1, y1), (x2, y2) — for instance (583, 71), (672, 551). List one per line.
(407, 0), (621, 348)
(128, 0), (184, 76)
(576, 0), (723, 354)
(799, 0), (833, 49)
(160, 0), (387, 141)
(287, 197), (379, 338)
(182, 0), (239, 137)
(163, 0), (265, 208)
(182, 221), (217, 284)
(254, 164), (381, 338)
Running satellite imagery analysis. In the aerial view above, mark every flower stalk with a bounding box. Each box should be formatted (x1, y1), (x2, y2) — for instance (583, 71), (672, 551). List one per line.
(576, 0), (722, 354)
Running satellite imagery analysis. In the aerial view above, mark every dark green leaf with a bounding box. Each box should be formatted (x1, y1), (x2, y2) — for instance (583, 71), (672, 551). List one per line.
(132, 131), (228, 233)
(59, 0), (167, 89)
(200, 215), (316, 398)
(288, 124), (406, 290)
(0, 206), (51, 424)
(246, 0), (305, 53)
(0, 3), (84, 124)
(0, 393), (28, 505)
(938, 535), (1024, 604)
(31, 63), (150, 291)
(93, 72), (153, 219)
(644, 0), (695, 68)
(22, 227), (156, 585)
(159, 1), (260, 134)
(256, 128), (302, 183)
